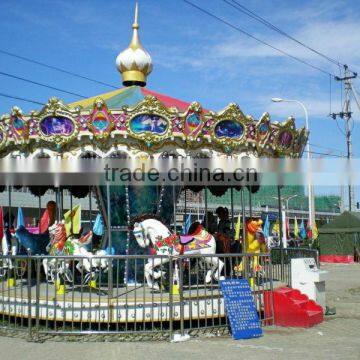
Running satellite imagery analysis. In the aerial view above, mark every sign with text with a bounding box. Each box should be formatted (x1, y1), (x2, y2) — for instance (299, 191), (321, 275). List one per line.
(220, 279), (263, 340)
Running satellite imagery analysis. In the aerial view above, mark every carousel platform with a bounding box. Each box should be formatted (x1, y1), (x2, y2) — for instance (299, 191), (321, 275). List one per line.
(0, 279), (283, 324)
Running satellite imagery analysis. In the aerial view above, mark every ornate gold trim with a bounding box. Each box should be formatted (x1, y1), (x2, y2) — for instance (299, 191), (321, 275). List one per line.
(274, 117), (297, 156)
(0, 94), (308, 157)
(0, 120), (7, 152)
(293, 127), (308, 156)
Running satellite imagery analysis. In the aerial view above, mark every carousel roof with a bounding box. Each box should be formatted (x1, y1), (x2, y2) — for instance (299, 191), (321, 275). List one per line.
(69, 86), (193, 112)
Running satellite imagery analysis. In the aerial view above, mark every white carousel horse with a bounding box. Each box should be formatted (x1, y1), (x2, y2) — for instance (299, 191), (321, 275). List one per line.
(1, 231), (18, 256)
(1, 230), (30, 280)
(133, 218), (224, 291)
(71, 230), (109, 284)
(0, 231), (17, 278)
(43, 221), (109, 285)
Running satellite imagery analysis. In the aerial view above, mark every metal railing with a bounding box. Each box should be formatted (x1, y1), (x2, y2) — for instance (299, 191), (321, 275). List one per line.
(177, 201), (340, 220)
(270, 247), (319, 286)
(0, 253), (274, 341)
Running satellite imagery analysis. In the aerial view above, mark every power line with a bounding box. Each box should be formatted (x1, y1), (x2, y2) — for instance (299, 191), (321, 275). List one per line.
(0, 71), (88, 99)
(0, 93), (45, 106)
(309, 143), (344, 154)
(304, 150), (345, 158)
(182, 0), (335, 76)
(223, 0), (355, 73)
(0, 49), (118, 90)
(329, 74), (332, 115)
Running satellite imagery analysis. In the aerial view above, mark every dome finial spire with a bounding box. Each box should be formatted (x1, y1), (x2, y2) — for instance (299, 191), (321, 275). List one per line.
(116, 2), (153, 87)
(129, 2), (140, 49)
(133, 2), (139, 28)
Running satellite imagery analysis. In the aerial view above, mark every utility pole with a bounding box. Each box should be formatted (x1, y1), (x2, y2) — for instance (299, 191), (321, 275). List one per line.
(340, 184), (345, 213)
(331, 65), (357, 211)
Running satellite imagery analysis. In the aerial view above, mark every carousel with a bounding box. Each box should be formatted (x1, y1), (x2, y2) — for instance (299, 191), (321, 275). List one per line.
(0, 4), (307, 337)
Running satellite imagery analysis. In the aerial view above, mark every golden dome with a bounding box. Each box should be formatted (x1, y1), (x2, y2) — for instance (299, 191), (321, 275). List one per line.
(116, 3), (152, 87)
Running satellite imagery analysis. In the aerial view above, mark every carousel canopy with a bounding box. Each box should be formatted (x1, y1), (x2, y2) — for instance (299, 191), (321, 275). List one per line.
(0, 91), (307, 157)
(69, 86), (193, 112)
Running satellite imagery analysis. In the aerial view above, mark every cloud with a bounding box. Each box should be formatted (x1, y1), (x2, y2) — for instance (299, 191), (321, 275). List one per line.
(149, 0), (360, 79)
(210, 19), (360, 72)
(265, 0), (348, 24)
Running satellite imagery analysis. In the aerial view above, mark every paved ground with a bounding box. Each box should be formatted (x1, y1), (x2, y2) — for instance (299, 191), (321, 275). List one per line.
(0, 263), (359, 360)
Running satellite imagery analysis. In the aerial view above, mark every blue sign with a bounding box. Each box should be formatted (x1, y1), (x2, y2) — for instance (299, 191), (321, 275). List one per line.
(220, 279), (263, 340)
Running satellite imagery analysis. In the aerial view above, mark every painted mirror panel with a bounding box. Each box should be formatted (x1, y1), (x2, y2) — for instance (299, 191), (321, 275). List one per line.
(184, 113), (201, 135)
(92, 113), (110, 131)
(130, 114), (168, 135)
(278, 131), (293, 148)
(40, 116), (74, 136)
(258, 122), (269, 136)
(215, 120), (244, 138)
(13, 118), (26, 133)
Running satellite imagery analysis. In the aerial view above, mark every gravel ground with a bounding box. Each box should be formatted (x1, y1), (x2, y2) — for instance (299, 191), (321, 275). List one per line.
(0, 263), (359, 360)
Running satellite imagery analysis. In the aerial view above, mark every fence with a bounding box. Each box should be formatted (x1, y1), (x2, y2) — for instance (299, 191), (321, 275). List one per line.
(0, 253), (274, 341)
(270, 247), (319, 286)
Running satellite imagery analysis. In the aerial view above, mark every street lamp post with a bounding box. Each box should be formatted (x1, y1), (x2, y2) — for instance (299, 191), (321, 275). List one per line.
(271, 98), (315, 230)
(285, 194), (298, 210)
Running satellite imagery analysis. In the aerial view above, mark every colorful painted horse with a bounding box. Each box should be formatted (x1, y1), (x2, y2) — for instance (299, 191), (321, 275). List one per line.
(43, 221), (109, 284)
(133, 218), (224, 291)
(42, 222), (73, 283)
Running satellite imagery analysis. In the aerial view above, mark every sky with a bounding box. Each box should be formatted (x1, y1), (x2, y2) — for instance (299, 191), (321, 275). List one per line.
(0, 0), (360, 203)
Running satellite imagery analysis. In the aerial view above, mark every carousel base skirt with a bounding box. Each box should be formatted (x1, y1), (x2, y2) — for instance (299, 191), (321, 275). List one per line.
(0, 279), (281, 325)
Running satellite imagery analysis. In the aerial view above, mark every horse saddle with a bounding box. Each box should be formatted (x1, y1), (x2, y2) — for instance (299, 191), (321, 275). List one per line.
(179, 235), (194, 245)
(179, 224), (212, 246)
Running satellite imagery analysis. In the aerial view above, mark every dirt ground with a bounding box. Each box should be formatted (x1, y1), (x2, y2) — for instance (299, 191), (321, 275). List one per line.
(0, 263), (359, 360)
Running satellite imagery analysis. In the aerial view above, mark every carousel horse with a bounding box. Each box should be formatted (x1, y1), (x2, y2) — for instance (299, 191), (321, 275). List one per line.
(42, 222), (73, 283)
(1, 229), (18, 256)
(43, 221), (109, 285)
(234, 218), (268, 275)
(15, 225), (50, 255)
(71, 230), (110, 284)
(14, 199), (56, 256)
(0, 229), (18, 279)
(132, 217), (224, 291)
(2, 227), (46, 281)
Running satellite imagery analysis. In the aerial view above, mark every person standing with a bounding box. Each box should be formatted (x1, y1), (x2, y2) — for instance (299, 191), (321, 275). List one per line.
(215, 207), (233, 253)
(202, 211), (217, 235)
